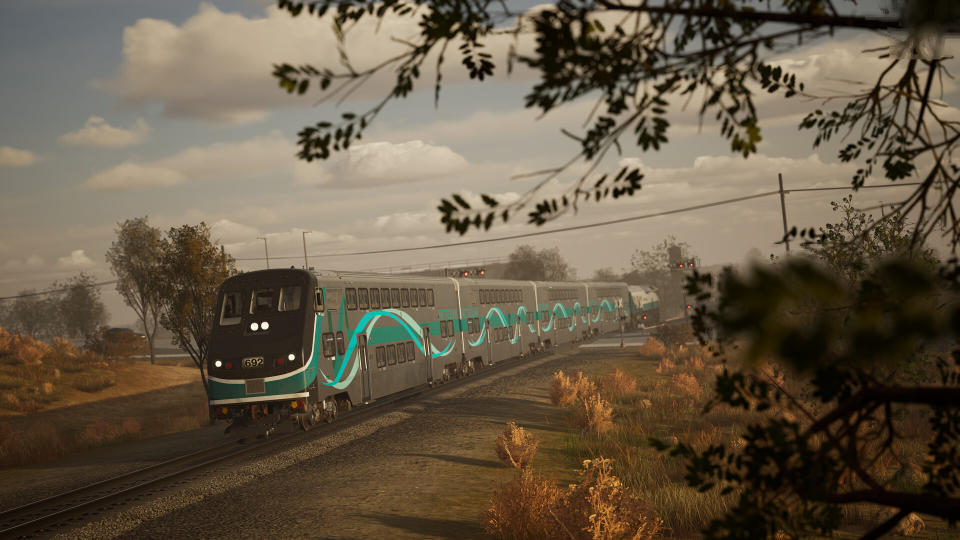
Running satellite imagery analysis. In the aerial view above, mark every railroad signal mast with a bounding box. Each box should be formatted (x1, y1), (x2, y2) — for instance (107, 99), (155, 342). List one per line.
(666, 245), (698, 319)
(447, 267), (486, 278)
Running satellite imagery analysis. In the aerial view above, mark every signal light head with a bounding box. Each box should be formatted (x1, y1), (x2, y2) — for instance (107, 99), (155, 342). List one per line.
(462, 270), (469, 277)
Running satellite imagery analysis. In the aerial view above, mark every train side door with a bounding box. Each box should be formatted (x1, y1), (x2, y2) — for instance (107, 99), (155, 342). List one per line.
(422, 327), (432, 383)
(359, 334), (371, 403)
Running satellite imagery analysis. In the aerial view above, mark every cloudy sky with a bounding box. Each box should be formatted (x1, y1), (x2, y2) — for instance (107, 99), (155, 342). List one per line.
(1, 0), (957, 325)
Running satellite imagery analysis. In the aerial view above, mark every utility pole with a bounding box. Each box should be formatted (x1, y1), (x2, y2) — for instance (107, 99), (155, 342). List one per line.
(302, 231), (311, 269)
(778, 173), (790, 253)
(257, 236), (270, 269)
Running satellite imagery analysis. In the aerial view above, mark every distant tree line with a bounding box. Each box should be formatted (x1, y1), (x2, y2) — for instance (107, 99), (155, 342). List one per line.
(0, 273), (108, 341)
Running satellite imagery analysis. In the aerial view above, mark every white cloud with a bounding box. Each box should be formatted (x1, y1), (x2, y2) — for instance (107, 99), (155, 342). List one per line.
(99, 2), (541, 123)
(210, 219), (260, 244)
(0, 146), (38, 167)
(84, 162), (187, 191)
(83, 131), (292, 191)
(294, 140), (468, 188)
(56, 250), (94, 269)
(3, 255), (45, 271)
(59, 116), (151, 148)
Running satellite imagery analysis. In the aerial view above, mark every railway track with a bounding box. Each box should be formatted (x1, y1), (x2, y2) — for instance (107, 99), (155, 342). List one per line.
(0, 340), (587, 539)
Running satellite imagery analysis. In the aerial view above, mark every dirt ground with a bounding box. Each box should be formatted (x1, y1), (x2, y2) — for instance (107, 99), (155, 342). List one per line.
(35, 341), (634, 539)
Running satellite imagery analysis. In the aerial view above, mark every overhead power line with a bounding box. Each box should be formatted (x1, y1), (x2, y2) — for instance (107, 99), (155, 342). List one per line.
(0, 181), (923, 302)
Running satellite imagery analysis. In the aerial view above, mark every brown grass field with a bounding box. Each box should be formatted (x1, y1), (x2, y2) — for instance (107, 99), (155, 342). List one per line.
(485, 336), (954, 539)
(0, 327), (207, 468)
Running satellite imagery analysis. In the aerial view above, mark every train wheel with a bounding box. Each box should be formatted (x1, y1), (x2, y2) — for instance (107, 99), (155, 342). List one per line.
(337, 397), (352, 413)
(324, 399), (338, 423)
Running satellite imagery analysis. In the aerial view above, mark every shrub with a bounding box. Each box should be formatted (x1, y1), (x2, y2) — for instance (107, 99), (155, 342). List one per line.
(671, 373), (702, 400)
(14, 342), (46, 366)
(598, 369), (637, 401)
(571, 371), (597, 401)
(571, 394), (614, 435)
(655, 358), (675, 374)
(49, 337), (79, 360)
(0, 328), (13, 354)
(121, 417), (142, 436)
(555, 458), (664, 540)
(79, 418), (120, 446)
(496, 421), (539, 470)
(73, 371), (116, 393)
(0, 421), (65, 467)
(551, 370), (577, 406)
(484, 469), (561, 539)
(638, 337), (666, 358)
(0, 374), (22, 391)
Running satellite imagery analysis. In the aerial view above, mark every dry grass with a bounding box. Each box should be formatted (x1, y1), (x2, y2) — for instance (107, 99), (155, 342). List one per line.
(550, 370), (577, 406)
(495, 421), (539, 470)
(571, 371), (598, 401)
(638, 337), (666, 358)
(598, 369), (637, 402)
(556, 457), (664, 540)
(484, 469), (561, 539)
(670, 373), (702, 400)
(571, 393), (614, 435)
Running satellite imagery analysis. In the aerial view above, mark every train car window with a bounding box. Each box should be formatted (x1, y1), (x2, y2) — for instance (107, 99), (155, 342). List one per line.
(418, 288), (426, 306)
(391, 288), (400, 308)
(406, 341), (415, 361)
(358, 288), (369, 309)
(376, 347), (385, 368)
(480, 290), (487, 304)
(427, 289), (435, 306)
(278, 286), (302, 312)
(380, 288), (390, 308)
(370, 288), (380, 309)
(397, 343), (406, 363)
(467, 318), (474, 333)
(387, 344), (397, 365)
(219, 292), (242, 325)
(446, 320), (454, 336)
(250, 288), (275, 314)
(322, 333), (335, 357)
(315, 289), (324, 311)
(440, 321), (447, 338)
(401, 288), (410, 307)
(345, 288), (358, 310)
(336, 331), (345, 355)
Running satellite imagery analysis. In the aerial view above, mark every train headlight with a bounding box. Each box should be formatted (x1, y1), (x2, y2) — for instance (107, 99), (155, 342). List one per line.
(288, 353), (295, 361)
(214, 360), (223, 368)
(261, 321), (270, 330)
(250, 322), (259, 331)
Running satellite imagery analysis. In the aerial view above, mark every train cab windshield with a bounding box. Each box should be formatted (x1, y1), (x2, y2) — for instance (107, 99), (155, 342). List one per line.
(218, 285), (305, 326)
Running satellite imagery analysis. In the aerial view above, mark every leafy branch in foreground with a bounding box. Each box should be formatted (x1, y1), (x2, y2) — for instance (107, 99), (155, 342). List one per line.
(654, 256), (960, 538)
(274, 0), (958, 250)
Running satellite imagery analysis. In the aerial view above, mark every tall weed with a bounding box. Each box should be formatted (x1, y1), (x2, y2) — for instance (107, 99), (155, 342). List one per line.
(495, 421), (539, 470)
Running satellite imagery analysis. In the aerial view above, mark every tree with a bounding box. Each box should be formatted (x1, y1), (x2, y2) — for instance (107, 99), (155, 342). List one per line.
(591, 266), (621, 281)
(623, 236), (690, 293)
(273, 0), (959, 251)
(106, 217), (165, 364)
(503, 244), (573, 281)
(54, 273), (108, 338)
(157, 223), (237, 398)
(665, 256), (959, 538)
(4, 289), (64, 340)
(806, 195), (939, 286)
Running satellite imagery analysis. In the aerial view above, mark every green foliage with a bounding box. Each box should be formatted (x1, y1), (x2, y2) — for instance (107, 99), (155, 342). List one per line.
(54, 273), (108, 339)
(803, 195), (939, 286)
(273, 1), (958, 248)
(157, 223), (237, 397)
(659, 256), (960, 537)
(106, 217), (164, 364)
(503, 244), (573, 281)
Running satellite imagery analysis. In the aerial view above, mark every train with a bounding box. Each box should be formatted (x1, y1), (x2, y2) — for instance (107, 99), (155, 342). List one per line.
(206, 269), (660, 429)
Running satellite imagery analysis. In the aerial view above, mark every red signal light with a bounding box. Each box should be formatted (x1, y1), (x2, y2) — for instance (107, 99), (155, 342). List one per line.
(686, 304), (692, 310)
(462, 270), (469, 277)
(479, 268), (485, 276)
(642, 314), (647, 320)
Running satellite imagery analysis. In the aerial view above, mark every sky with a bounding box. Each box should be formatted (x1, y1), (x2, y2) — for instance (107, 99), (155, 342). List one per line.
(0, 0), (957, 326)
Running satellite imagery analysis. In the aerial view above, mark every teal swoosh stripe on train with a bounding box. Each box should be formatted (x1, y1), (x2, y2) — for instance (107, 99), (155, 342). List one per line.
(592, 299), (614, 323)
(470, 306), (523, 346)
(318, 309), (456, 390)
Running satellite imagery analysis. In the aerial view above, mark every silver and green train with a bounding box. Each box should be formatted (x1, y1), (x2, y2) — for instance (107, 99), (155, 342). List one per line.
(206, 269), (649, 429)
